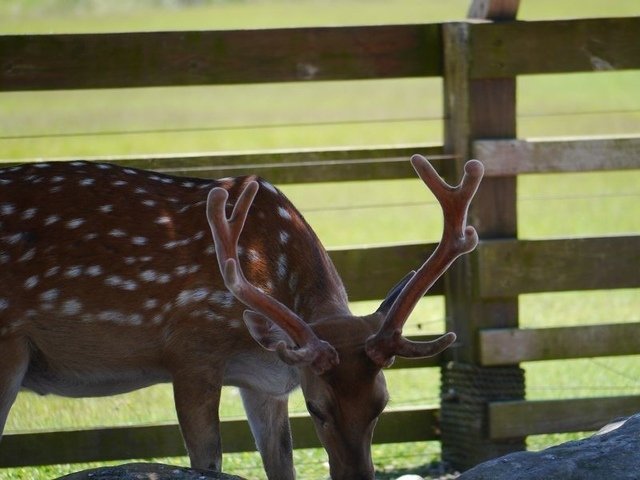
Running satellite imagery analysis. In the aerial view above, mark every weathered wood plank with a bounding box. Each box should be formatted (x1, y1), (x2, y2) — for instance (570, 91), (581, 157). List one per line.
(477, 236), (640, 298)
(469, 16), (640, 78)
(475, 136), (640, 176)
(0, 407), (439, 467)
(467, 0), (521, 20)
(489, 396), (640, 439)
(330, 243), (442, 301)
(441, 7), (525, 469)
(479, 323), (640, 366)
(0, 24), (442, 91)
(0, 145), (447, 184)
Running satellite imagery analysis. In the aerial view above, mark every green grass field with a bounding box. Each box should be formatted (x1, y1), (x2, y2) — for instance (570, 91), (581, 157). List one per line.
(1, 1), (639, 479)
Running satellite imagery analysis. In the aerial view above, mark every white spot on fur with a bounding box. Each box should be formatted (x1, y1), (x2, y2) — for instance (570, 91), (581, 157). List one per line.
(123, 168), (137, 175)
(276, 254), (288, 280)
(45, 266), (60, 277)
(61, 298), (82, 315)
(50, 175), (65, 183)
(64, 265), (83, 278)
(66, 218), (85, 229)
(144, 299), (158, 309)
(246, 249), (261, 263)
(112, 180), (127, 187)
(2, 233), (22, 245)
(176, 288), (210, 306)
(279, 231), (290, 245)
(40, 289), (60, 302)
(109, 229), (127, 238)
(96, 164), (112, 170)
(99, 205), (113, 213)
(139, 270), (158, 282)
(18, 248), (36, 262)
(0, 203), (15, 216)
(142, 199), (156, 207)
(79, 178), (95, 186)
(132, 236), (148, 245)
(261, 181), (278, 195)
(104, 275), (140, 290)
(156, 216), (171, 225)
(278, 206), (292, 220)
(21, 208), (37, 220)
(84, 233), (98, 241)
(85, 265), (103, 277)
(45, 215), (60, 226)
(209, 291), (235, 309)
(0, 298), (9, 311)
(134, 187), (148, 194)
(157, 273), (171, 284)
(24, 275), (40, 290)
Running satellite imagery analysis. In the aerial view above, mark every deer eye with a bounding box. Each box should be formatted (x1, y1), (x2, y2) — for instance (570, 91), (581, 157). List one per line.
(306, 401), (327, 424)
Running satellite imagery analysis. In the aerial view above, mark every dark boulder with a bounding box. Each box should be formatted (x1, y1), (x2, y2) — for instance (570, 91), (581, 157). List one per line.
(56, 462), (246, 480)
(458, 414), (640, 480)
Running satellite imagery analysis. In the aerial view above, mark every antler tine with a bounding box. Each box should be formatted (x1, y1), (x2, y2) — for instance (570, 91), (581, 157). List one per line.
(365, 155), (483, 367)
(206, 182), (339, 374)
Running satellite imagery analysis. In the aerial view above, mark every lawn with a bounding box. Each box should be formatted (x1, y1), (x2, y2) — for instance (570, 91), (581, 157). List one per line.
(1, 1), (639, 479)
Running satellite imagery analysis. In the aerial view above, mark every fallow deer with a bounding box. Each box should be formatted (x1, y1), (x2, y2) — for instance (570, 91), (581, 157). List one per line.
(0, 155), (483, 479)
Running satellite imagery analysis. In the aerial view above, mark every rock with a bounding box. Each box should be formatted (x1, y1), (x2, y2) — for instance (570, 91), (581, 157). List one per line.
(395, 475), (425, 480)
(458, 413), (640, 480)
(55, 462), (247, 480)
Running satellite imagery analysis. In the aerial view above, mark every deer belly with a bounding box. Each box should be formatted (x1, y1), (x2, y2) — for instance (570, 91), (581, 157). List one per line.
(224, 351), (300, 396)
(22, 362), (170, 398)
(22, 324), (170, 398)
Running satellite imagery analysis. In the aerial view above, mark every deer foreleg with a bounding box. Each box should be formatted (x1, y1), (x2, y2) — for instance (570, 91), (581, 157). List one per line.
(240, 388), (295, 480)
(173, 372), (224, 471)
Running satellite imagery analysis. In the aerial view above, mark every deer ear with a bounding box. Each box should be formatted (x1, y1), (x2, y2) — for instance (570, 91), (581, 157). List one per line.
(243, 311), (339, 374)
(243, 310), (291, 351)
(377, 271), (416, 315)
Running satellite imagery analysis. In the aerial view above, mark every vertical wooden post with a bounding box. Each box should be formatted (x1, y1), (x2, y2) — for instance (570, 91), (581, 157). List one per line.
(440, 0), (526, 471)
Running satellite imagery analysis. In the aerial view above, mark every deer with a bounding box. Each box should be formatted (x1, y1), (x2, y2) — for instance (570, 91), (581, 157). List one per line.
(0, 155), (483, 480)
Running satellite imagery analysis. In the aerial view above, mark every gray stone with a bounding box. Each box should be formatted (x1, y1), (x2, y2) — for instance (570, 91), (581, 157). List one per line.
(458, 413), (640, 480)
(55, 463), (246, 480)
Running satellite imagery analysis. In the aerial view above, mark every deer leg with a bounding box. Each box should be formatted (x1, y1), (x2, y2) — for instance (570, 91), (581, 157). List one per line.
(0, 337), (29, 439)
(240, 388), (295, 480)
(172, 372), (224, 471)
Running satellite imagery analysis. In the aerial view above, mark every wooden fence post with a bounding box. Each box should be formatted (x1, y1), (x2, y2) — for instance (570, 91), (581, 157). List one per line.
(440, 0), (526, 471)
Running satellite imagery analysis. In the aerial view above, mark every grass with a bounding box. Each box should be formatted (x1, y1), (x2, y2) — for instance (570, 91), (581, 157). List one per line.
(1, 1), (640, 479)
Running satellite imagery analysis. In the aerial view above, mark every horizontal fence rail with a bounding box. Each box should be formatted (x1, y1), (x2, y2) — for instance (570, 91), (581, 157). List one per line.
(489, 396), (640, 439)
(1, 17), (639, 92)
(479, 323), (640, 366)
(465, 16), (640, 77)
(476, 236), (640, 297)
(0, 407), (440, 468)
(0, 24), (442, 91)
(0, 145), (448, 184)
(474, 135), (640, 176)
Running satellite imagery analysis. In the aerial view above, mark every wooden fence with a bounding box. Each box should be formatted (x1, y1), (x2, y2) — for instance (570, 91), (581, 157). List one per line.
(1, 1), (639, 472)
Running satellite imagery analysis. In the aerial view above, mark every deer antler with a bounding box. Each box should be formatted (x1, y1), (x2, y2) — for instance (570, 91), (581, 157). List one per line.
(206, 182), (339, 375)
(365, 155), (484, 368)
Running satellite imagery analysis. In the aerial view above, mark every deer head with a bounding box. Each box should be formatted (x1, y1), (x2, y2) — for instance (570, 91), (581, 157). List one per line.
(206, 155), (483, 479)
